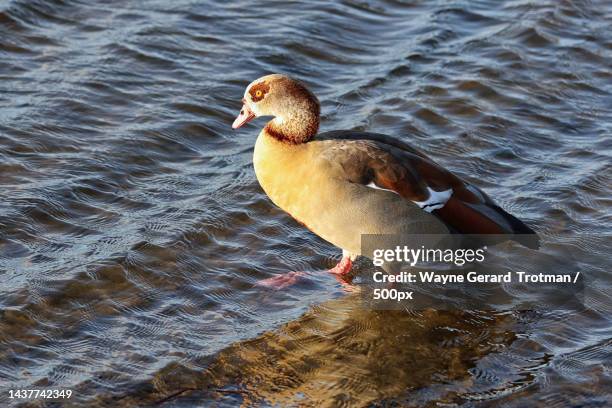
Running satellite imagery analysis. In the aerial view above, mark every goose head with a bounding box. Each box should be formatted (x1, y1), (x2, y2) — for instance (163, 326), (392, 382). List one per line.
(232, 74), (320, 143)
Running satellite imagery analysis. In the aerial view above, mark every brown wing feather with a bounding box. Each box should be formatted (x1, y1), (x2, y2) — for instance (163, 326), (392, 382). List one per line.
(434, 197), (505, 234)
(318, 131), (538, 247)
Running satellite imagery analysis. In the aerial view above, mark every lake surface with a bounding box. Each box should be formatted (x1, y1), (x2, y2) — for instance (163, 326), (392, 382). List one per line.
(0, 0), (611, 406)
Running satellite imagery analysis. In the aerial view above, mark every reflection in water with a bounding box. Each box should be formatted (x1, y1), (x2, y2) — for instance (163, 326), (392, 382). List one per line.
(0, 0), (611, 406)
(91, 296), (521, 406)
(203, 301), (517, 407)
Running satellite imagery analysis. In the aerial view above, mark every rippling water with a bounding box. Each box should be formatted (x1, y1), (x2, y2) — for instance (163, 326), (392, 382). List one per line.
(0, 0), (611, 406)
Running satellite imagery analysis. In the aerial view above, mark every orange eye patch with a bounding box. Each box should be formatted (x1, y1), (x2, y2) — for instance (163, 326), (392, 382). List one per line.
(249, 82), (270, 102)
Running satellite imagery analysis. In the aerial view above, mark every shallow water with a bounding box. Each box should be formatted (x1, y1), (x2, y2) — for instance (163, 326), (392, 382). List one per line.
(0, 0), (611, 406)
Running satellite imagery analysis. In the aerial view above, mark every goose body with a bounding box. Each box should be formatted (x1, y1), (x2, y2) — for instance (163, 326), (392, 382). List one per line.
(253, 131), (448, 257)
(233, 74), (539, 286)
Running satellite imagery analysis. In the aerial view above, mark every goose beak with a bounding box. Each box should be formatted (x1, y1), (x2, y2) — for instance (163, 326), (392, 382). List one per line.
(232, 100), (255, 129)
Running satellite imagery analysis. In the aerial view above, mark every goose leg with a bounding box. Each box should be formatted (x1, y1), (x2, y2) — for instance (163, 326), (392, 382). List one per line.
(257, 252), (355, 290)
(257, 270), (306, 289)
(328, 255), (353, 275)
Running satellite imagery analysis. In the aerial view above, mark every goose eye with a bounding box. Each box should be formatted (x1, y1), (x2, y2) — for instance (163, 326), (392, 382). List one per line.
(249, 82), (270, 102)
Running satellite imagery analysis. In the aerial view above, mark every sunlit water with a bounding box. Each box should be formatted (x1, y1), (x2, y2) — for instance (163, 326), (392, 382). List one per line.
(0, 0), (611, 406)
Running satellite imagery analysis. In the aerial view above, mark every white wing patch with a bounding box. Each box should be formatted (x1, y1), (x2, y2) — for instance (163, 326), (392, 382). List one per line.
(414, 187), (452, 212)
(366, 182), (452, 213)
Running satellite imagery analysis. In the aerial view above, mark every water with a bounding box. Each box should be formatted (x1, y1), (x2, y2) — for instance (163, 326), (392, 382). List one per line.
(0, 0), (610, 406)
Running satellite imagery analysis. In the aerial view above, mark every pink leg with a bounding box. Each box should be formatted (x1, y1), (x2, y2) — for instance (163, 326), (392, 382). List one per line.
(257, 255), (354, 290)
(328, 255), (353, 275)
(257, 271), (306, 290)
(329, 255), (357, 291)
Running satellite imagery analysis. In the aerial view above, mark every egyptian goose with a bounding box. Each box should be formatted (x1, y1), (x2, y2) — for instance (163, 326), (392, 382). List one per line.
(232, 74), (538, 289)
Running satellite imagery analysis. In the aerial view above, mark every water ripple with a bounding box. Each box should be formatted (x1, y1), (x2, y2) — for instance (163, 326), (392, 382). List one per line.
(0, 0), (610, 406)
